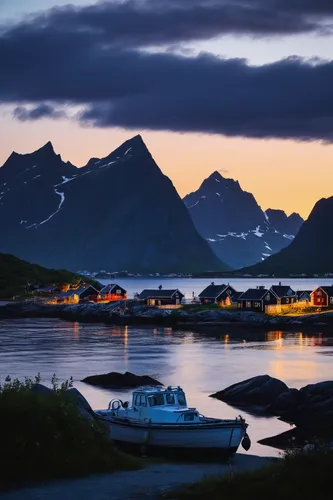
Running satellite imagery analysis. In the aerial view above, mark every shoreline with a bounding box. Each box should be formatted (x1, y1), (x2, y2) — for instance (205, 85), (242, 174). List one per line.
(0, 453), (276, 499)
(1, 301), (332, 332)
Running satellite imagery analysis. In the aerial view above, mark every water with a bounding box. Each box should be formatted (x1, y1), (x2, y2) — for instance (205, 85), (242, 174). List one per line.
(97, 277), (333, 299)
(1, 317), (333, 457)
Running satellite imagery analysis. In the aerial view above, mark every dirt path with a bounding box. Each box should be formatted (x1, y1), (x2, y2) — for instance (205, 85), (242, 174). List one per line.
(1, 454), (277, 500)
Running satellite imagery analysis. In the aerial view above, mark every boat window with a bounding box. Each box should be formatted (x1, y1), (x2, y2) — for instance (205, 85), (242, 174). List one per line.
(166, 393), (175, 405)
(134, 395), (147, 406)
(178, 392), (187, 406)
(148, 394), (165, 406)
(184, 413), (195, 421)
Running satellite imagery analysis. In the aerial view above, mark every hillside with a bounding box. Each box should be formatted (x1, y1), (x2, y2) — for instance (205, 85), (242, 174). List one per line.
(242, 196), (333, 275)
(0, 253), (99, 299)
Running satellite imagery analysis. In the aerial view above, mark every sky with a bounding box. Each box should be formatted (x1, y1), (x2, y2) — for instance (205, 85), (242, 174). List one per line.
(0, 0), (332, 218)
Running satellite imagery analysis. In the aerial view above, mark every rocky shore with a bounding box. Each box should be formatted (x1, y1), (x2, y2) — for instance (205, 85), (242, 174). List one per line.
(211, 375), (333, 449)
(1, 300), (333, 331)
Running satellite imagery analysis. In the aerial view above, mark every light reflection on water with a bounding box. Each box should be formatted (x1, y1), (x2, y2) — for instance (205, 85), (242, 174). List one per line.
(1, 318), (333, 457)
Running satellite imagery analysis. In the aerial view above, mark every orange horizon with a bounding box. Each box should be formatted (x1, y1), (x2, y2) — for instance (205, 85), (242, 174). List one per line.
(1, 112), (332, 220)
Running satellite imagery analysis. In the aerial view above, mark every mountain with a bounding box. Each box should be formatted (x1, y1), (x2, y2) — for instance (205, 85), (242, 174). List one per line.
(242, 196), (333, 275)
(0, 253), (99, 299)
(183, 171), (303, 269)
(0, 136), (226, 273)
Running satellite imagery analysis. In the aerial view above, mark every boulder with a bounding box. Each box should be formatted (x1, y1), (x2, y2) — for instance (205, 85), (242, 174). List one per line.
(269, 388), (304, 414)
(210, 375), (289, 408)
(68, 388), (94, 413)
(81, 371), (163, 389)
(30, 383), (53, 395)
(300, 381), (333, 399)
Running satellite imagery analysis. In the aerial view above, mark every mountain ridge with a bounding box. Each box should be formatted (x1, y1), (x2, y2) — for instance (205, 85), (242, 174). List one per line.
(0, 136), (227, 273)
(183, 171), (304, 269)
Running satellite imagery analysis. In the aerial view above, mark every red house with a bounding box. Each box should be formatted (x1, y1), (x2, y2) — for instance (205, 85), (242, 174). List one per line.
(311, 286), (333, 308)
(98, 284), (127, 302)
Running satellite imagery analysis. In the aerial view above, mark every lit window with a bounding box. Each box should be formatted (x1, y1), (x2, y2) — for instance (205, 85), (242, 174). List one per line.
(254, 302), (261, 308)
(330, 297), (333, 304)
(246, 301), (251, 308)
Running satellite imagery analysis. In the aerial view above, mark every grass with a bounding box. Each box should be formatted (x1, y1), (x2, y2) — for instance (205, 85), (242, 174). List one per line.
(0, 375), (140, 489)
(168, 448), (333, 500)
(0, 252), (100, 299)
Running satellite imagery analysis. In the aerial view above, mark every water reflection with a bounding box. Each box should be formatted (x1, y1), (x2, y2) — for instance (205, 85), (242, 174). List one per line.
(1, 319), (333, 457)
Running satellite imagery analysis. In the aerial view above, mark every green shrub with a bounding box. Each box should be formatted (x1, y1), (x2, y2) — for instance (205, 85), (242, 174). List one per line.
(170, 448), (333, 500)
(0, 375), (139, 489)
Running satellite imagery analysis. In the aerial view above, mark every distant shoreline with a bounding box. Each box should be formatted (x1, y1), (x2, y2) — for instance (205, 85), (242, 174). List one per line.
(1, 301), (332, 333)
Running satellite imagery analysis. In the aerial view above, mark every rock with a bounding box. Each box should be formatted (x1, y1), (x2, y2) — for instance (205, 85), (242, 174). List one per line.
(210, 375), (289, 408)
(81, 371), (163, 389)
(30, 383), (53, 395)
(77, 407), (96, 424)
(268, 388), (304, 414)
(68, 387), (94, 413)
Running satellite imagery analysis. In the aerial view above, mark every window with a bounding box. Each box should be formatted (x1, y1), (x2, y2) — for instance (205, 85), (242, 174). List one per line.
(265, 293), (270, 301)
(330, 297), (333, 304)
(166, 393), (175, 405)
(134, 394), (147, 406)
(148, 394), (165, 406)
(178, 392), (187, 406)
(116, 289), (121, 295)
(317, 290), (322, 296)
(254, 302), (261, 308)
(246, 301), (251, 308)
(184, 413), (196, 421)
(286, 298), (290, 304)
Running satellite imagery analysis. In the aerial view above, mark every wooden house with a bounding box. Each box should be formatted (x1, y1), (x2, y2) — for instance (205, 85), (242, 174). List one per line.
(138, 289), (184, 306)
(238, 286), (278, 312)
(310, 286), (333, 308)
(269, 284), (297, 305)
(98, 284), (127, 302)
(296, 290), (312, 303)
(57, 285), (99, 304)
(198, 283), (238, 305)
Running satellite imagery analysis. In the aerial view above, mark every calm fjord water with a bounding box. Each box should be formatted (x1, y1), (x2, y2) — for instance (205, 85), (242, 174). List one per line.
(1, 316), (333, 457)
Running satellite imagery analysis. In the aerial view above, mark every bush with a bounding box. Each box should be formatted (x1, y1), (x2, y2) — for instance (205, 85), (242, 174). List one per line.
(170, 447), (333, 500)
(0, 375), (139, 489)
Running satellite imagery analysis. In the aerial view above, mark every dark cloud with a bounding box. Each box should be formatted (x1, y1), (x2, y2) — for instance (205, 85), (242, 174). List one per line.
(13, 103), (66, 121)
(5, 0), (332, 50)
(0, 0), (332, 142)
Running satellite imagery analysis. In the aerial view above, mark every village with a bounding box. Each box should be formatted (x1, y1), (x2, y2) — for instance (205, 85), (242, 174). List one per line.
(32, 281), (333, 315)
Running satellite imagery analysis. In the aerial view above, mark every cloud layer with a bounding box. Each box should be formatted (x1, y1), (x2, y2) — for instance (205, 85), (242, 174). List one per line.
(1, 0), (333, 141)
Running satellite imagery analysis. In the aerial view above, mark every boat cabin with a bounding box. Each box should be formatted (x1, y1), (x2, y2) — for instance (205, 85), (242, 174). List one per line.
(111, 386), (200, 423)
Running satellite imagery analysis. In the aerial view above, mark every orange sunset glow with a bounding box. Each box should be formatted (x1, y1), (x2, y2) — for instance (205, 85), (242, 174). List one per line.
(1, 112), (332, 219)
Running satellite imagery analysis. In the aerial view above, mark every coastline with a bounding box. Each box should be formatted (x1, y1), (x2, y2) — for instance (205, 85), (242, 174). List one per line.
(1, 301), (332, 332)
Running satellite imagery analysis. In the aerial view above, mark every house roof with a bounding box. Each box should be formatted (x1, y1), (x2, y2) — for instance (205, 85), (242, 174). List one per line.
(36, 285), (60, 293)
(296, 290), (312, 297)
(58, 285), (98, 298)
(57, 290), (80, 298)
(138, 289), (184, 299)
(199, 284), (228, 299)
(312, 286), (333, 296)
(238, 288), (270, 300)
(231, 291), (243, 301)
(270, 285), (296, 298)
(100, 284), (126, 294)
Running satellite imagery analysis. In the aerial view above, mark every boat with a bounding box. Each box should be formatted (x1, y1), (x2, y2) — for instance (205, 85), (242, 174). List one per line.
(95, 385), (250, 458)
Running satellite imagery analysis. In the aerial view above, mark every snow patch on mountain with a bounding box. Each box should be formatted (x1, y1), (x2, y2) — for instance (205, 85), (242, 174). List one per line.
(253, 226), (264, 237)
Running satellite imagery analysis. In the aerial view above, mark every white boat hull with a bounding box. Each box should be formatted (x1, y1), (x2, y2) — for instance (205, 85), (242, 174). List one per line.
(106, 418), (247, 455)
